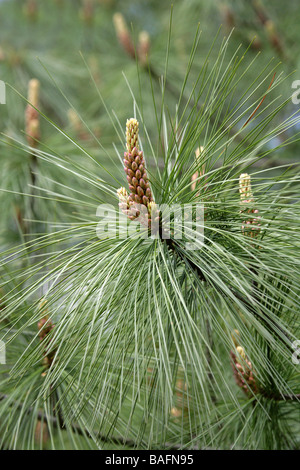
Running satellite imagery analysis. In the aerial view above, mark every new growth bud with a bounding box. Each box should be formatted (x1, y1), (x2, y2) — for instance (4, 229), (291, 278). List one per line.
(118, 118), (155, 229)
(124, 119), (153, 207)
(113, 13), (151, 66)
(239, 173), (261, 238)
(138, 31), (151, 65)
(126, 118), (139, 153)
(113, 13), (135, 59)
(239, 173), (253, 202)
(37, 299), (56, 373)
(191, 146), (205, 192)
(25, 78), (40, 147)
(236, 346), (246, 360)
(230, 331), (258, 396)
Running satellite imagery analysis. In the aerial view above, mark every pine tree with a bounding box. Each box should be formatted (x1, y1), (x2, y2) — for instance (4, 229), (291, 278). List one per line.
(0, 0), (299, 451)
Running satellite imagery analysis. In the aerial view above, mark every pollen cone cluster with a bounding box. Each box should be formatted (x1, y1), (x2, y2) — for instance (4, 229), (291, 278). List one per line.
(239, 173), (261, 238)
(25, 78), (40, 147)
(230, 332), (258, 396)
(118, 118), (156, 228)
(38, 300), (56, 373)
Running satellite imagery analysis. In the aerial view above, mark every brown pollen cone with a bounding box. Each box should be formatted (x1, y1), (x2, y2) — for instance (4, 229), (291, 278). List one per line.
(123, 118), (153, 208)
(25, 78), (40, 147)
(118, 119), (156, 229)
(230, 347), (258, 396)
(138, 31), (150, 65)
(38, 300), (56, 372)
(113, 13), (135, 59)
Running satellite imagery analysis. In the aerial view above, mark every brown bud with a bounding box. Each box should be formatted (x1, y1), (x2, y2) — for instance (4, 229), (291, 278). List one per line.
(113, 13), (135, 59)
(138, 31), (151, 65)
(137, 186), (144, 197)
(25, 79), (40, 147)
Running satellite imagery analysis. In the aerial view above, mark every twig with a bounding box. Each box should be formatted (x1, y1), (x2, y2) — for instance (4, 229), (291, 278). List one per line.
(242, 73), (276, 128)
(0, 393), (200, 449)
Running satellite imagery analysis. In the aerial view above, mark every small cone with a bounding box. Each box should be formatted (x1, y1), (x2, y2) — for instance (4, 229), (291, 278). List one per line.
(121, 119), (154, 223)
(38, 299), (56, 371)
(239, 173), (261, 238)
(230, 345), (258, 396)
(138, 31), (150, 65)
(113, 13), (135, 59)
(191, 146), (204, 192)
(25, 79), (40, 147)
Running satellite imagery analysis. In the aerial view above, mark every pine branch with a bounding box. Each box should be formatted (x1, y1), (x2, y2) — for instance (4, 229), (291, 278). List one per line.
(0, 393), (201, 449)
